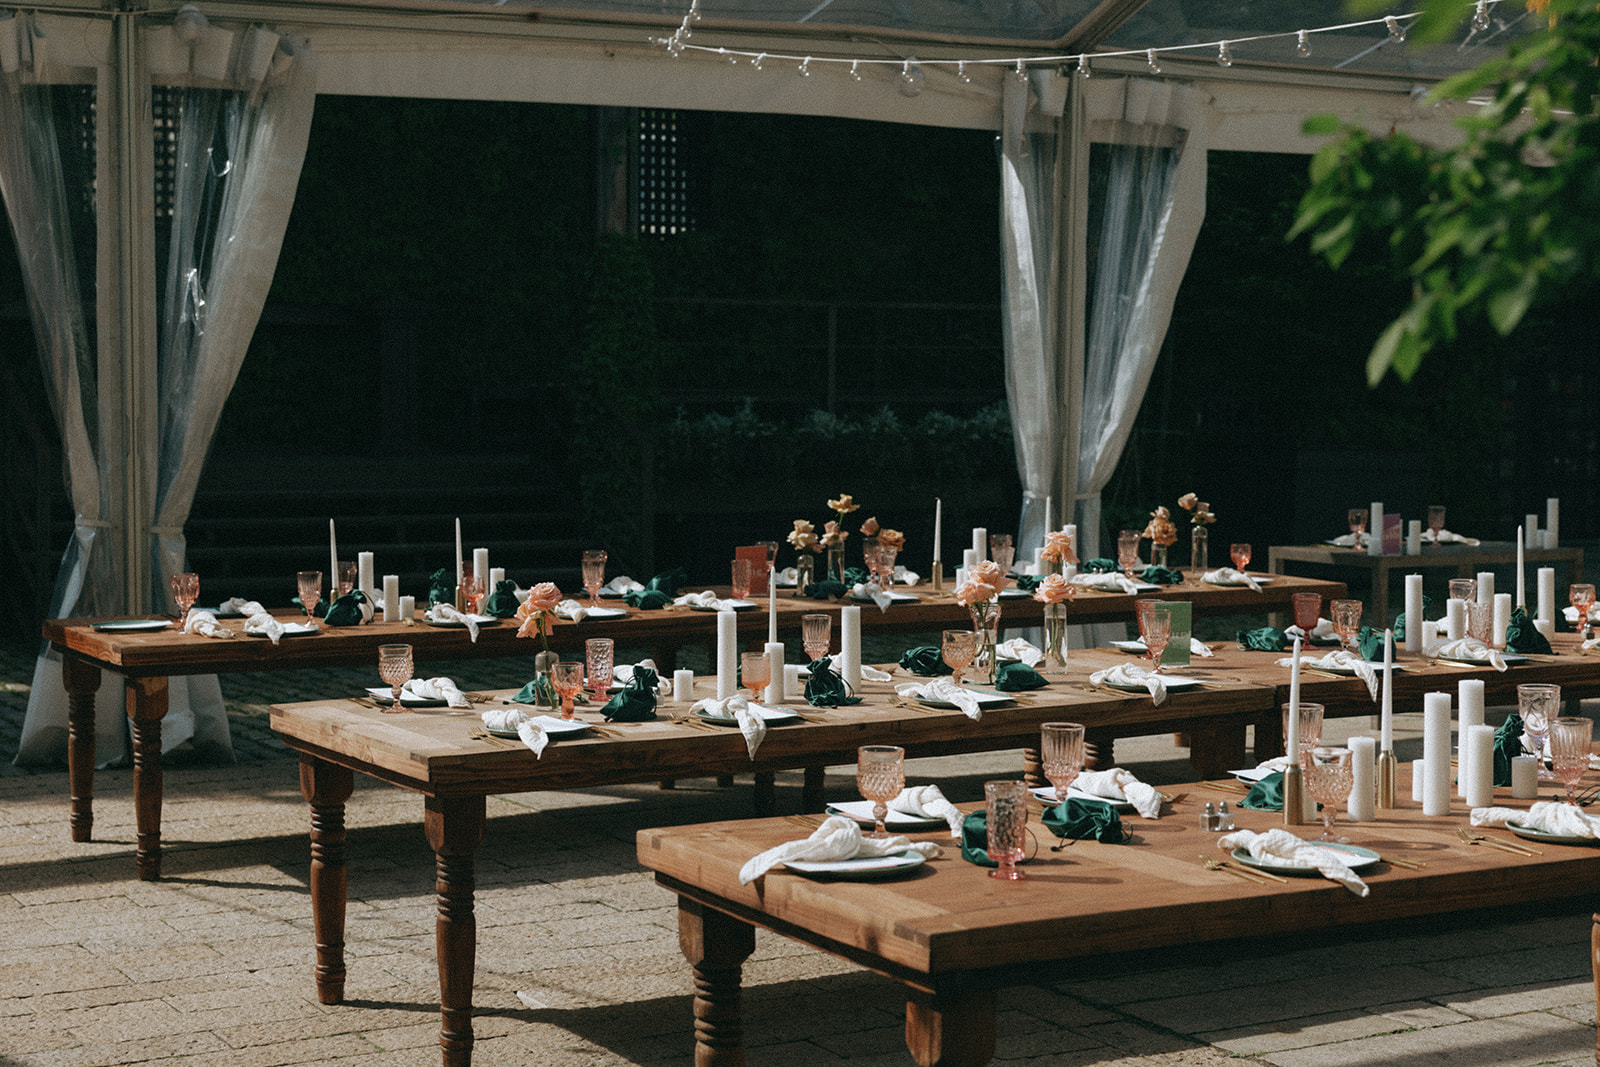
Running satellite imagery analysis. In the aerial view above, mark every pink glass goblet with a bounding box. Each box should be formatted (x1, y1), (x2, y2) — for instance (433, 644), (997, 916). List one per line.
(985, 780), (1029, 880)
(582, 550), (607, 607)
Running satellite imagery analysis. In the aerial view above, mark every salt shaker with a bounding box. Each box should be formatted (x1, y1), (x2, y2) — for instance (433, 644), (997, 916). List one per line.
(1216, 800), (1235, 832)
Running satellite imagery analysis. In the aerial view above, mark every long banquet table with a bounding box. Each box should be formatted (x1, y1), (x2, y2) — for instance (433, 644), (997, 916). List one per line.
(39, 571), (1346, 879)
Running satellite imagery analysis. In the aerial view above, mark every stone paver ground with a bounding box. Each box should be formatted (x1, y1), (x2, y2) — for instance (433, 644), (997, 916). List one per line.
(0, 636), (1594, 1066)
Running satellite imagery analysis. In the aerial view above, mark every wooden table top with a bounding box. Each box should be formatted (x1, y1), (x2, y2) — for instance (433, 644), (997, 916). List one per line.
(637, 765), (1600, 983)
(1269, 542), (1583, 568)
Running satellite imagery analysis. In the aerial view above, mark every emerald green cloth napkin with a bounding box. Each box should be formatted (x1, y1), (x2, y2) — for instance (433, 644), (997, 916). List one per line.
(428, 568), (453, 607)
(322, 590), (369, 627)
(1393, 595), (1432, 635)
(290, 596), (328, 618)
(602, 667), (658, 722)
(1505, 607), (1553, 653)
(995, 663), (1048, 691)
(899, 646), (952, 676)
(1494, 712), (1526, 786)
(1012, 574), (1042, 593)
(842, 566), (869, 587)
(484, 579), (520, 619)
(1241, 772), (1285, 811)
(1236, 626), (1287, 652)
(1357, 625), (1385, 662)
(1140, 565), (1184, 585)
(804, 656), (861, 707)
(1041, 798), (1128, 843)
(623, 588), (672, 610)
(803, 580), (848, 601)
(645, 567), (687, 595)
(1082, 558), (1118, 573)
(512, 675), (554, 706)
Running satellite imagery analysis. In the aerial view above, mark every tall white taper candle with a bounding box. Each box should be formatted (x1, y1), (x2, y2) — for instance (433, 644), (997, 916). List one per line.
(454, 518), (463, 588)
(329, 520), (338, 601)
(1380, 629), (1393, 750)
(1286, 635), (1302, 755)
(932, 498), (942, 563)
(768, 578), (777, 645)
(1516, 526), (1525, 608)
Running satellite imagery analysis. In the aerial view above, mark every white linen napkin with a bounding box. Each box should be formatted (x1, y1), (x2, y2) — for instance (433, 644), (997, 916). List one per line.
(603, 575), (644, 595)
(480, 707), (548, 758)
(613, 660), (673, 695)
(1119, 637), (1214, 658)
(425, 602), (481, 642)
(893, 566), (921, 586)
(737, 814), (943, 885)
(834, 650), (892, 682)
(1471, 801), (1600, 838)
(242, 612), (286, 645)
(1327, 532), (1369, 548)
(995, 638), (1043, 667)
(1563, 604), (1600, 624)
(894, 677), (982, 720)
(1286, 617), (1339, 643)
(889, 784), (964, 838)
(1070, 572), (1142, 594)
(554, 599), (590, 623)
(1584, 635), (1600, 652)
(182, 610), (232, 639)
(1072, 768), (1162, 819)
(1088, 663), (1167, 706)
(850, 582), (894, 612)
(1217, 828), (1368, 896)
(690, 693), (767, 758)
(404, 677), (470, 709)
(1426, 636), (1507, 671)
(218, 597), (267, 615)
(1275, 650), (1379, 699)
(674, 590), (744, 611)
(1203, 567), (1262, 592)
(1421, 528), (1481, 546)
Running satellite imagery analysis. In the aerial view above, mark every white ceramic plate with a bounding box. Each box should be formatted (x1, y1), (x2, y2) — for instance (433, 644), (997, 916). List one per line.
(1028, 785), (1134, 811)
(850, 592), (921, 603)
(1439, 651), (1530, 666)
(826, 800), (948, 829)
(693, 704), (800, 726)
(1505, 820), (1599, 846)
(485, 715), (593, 739)
(690, 600), (759, 612)
(1230, 841), (1380, 875)
(784, 850), (927, 880)
(1230, 767), (1278, 784)
(909, 688), (1011, 710)
(365, 686), (447, 708)
(245, 622), (318, 637)
(1206, 575), (1274, 587)
(92, 619), (172, 633)
(1109, 639), (1148, 653)
(426, 614), (499, 629)
(999, 587), (1033, 599)
(572, 606), (628, 619)
(1103, 675), (1203, 692)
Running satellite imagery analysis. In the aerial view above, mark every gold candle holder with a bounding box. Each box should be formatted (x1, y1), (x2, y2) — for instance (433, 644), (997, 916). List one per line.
(930, 561), (944, 592)
(454, 584), (466, 613)
(1376, 748), (1398, 809)
(1281, 763), (1305, 826)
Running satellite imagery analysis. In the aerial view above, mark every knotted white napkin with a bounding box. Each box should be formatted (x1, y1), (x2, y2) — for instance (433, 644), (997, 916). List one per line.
(1088, 663), (1167, 705)
(1471, 801), (1600, 838)
(1073, 767), (1162, 819)
(242, 612), (286, 645)
(218, 597), (267, 615)
(995, 638), (1043, 667)
(893, 566), (921, 586)
(554, 599), (591, 623)
(405, 677), (470, 709)
(1071, 572), (1142, 594)
(850, 582), (895, 612)
(1584, 634), (1600, 652)
(479, 707), (548, 758)
(1218, 829), (1368, 895)
(888, 784), (964, 838)
(894, 677), (982, 720)
(426, 603), (480, 642)
(1286, 617), (1340, 644)
(603, 575), (644, 596)
(775, 566), (799, 586)
(182, 610), (233, 639)
(674, 590), (743, 611)
(1327, 532), (1369, 549)
(1275, 649), (1379, 699)
(1564, 604), (1600, 625)
(690, 693), (767, 757)
(737, 814), (943, 885)
(1426, 636), (1507, 671)
(614, 660), (673, 695)
(1203, 567), (1262, 592)
(1421, 528), (1481, 546)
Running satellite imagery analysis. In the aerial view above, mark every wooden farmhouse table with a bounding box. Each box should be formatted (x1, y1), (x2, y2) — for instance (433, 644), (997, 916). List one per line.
(639, 765), (1600, 1067)
(39, 572), (1345, 879)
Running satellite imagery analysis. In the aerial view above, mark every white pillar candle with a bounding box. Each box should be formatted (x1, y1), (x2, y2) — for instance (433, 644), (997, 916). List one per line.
(398, 594), (415, 619)
(1464, 724), (1495, 809)
(1367, 502), (1384, 556)
(1043, 495), (1052, 535)
(1422, 692), (1453, 816)
(1534, 618), (1555, 639)
(784, 664), (804, 701)
(1422, 618), (1440, 644)
(1444, 597), (1466, 641)
(1404, 574), (1423, 652)
(1511, 755), (1538, 799)
(1515, 526), (1526, 608)
(1475, 572), (1494, 607)
(716, 611), (738, 700)
(1546, 497), (1559, 548)
(1064, 523), (1077, 550)
(932, 498), (942, 563)
(840, 605), (862, 690)
(1406, 520), (1421, 555)
(963, 548), (978, 571)
(971, 528), (987, 562)
(1492, 593), (1511, 649)
(1536, 567), (1555, 625)
(329, 519), (339, 600)
(454, 518), (464, 588)
(473, 548), (490, 591)
(1380, 630), (1393, 750)
(358, 551), (375, 598)
(673, 669), (694, 703)
(1525, 513), (1540, 546)
(1033, 546), (1046, 569)
(1412, 759), (1426, 802)
(1348, 736), (1376, 822)
(765, 642), (786, 704)
(1286, 636), (1302, 756)
(489, 567), (505, 590)
(383, 575), (401, 623)
(1457, 679), (1485, 796)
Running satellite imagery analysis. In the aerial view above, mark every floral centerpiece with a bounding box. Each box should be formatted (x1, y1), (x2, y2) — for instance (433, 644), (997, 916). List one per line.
(1033, 572), (1076, 671)
(823, 494), (859, 582)
(1142, 506), (1179, 568)
(787, 519), (819, 594)
(515, 582), (563, 705)
(1178, 493), (1216, 572)
(1040, 529), (1078, 573)
(877, 526), (905, 585)
(954, 560), (1010, 683)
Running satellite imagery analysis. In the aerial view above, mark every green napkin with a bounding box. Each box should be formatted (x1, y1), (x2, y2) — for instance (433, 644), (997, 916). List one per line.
(1494, 712), (1526, 786)
(995, 663), (1048, 691)
(1505, 607), (1553, 654)
(1236, 626), (1287, 652)
(1082, 557), (1118, 573)
(623, 588), (672, 610)
(1140, 565), (1184, 585)
(1357, 625), (1386, 662)
(290, 596), (328, 618)
(428, 568), (453, 607)
(484, 579), (520, 619)
(803, 580), (848, 601)
(601, 667), (658, 722)
(1393, 595), (1432, 635)
(512, 675), (554, 707)
(959, 810), (1025, 867)
(1241, 771), (1284, 811)
(1012, 574), (1042, 592)
(804, 656), (861, 707)
(899, 646), (952, 676)
(322, 590), (370, 627)
(1041, 797), (1128, 844)
(842, 566), (869, 587)
(645, 567), (687, 595)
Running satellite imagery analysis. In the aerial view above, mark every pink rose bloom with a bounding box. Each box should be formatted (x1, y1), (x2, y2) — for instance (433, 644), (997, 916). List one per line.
(860, 516), (880, 536)
(952, 579), (989, 607)
(1033, 573), (1076, 604)
(1041, 530), (1075, 563)
(969, 560), (1009, 597)
(515, 582), (563, 638)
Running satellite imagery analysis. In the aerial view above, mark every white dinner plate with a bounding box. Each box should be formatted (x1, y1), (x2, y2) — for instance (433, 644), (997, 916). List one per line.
(426, 615), (499, 629)
(365, 686), (447, 708)
(908, 688), (1011, 710)
(1230, 841), (1380, 875)
(783, 850), (927, 880)
(1103, 675), (1203, 692)
(92, 619), (173, 633)
(1028, 785), (1134, 811)
(998, 588), (1034, 599)
(485, 715), (594, 739)
(1307, 661), (1404, 676)
(245, 622), (318, 637)
(572, 606), (628, 619)
(1206, 575), (1274, 587)
(1504, 820), (1599, 846)
(693, 705), (800, 726)
(1438, 651), (1530, 666)
(826, 800), (948, 829)
(850, 592), (921, 604)
(690, 600), (759, 612)
(1229, 767), (1278, 784)
(1109, 640), (1148, 653)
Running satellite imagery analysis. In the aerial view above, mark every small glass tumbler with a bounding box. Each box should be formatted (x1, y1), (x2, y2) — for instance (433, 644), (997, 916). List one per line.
(585, 638), (614, 702)
(985, 780), (1029, 880)
(801, 614), (832, 661)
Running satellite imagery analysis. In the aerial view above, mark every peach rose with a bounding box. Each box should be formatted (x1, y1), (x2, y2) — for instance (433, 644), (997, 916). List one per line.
(1178, 492), (1198, 511)
(827, 494), (859, 515)
(515, 582), (562, 638)
(969, 559), (1009, 597)
(877, 528), (905, 551)
(1041, 530), (1076, 563)
(821, 520), (849, 547)
(788, 519), (819, 552)
(860, 516), (880, 536)
(952, 579), (989, 607)
(1033, 573), (1076, 604)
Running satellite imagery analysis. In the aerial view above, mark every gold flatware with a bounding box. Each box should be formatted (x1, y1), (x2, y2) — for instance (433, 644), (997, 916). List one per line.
(1163, 792), (1188, 807)
(466, 727), (517, 750)
(1201, 779), (1249, 794)
(1378, 853), (1424, 870)
(1200, 855), (1281, 884)
(1456, 827), (1540, 855)
(585, 723), (622, 738)
(891, 698), (941, 715)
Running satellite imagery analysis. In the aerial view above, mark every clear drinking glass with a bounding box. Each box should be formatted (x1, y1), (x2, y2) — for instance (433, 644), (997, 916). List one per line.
(1448, 578), (1478, 603)
(585, 638), (614, 702)
(377, 643), (413, 713)
(296, 570), (322, 627)
(1283, 701), (1324, 765)
(984, 780), (1029, 880)
(1570, 583), (1596, 637)
(552, 661), (585, 720)
(941, 629), (976, 687)
(740, 651), (771, 703)
(1291, 592), (1321, 635)
(1305, 747), (1354, 842)
(801, 613), (832, 661)
(1330, 599), (1362, 652)
(730, 558), (752, 601)
(1041, 722), (1086, 804)
(170, 572), (199, 620)
(1466, 601), (1493, 644)
(1517, 683), (1560, 780)
(1347, 508), (1368, 549)
(336, 561), (357, 597)
(582, 549), (607, 607)
(1549, 717), (1594, 804)
(1116, 530), (1142, 578)
(989, 533), (1015, 575)
(1230, 543), (1252, 573)
(856, 745), (905, 839)
(1427, 505), (1447, 541)
(861, 538), (883, 586)
(878, 543), (900, 586)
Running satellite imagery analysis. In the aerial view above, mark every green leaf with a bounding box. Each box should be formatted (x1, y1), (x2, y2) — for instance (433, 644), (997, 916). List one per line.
(1486, 270), (1539, 334)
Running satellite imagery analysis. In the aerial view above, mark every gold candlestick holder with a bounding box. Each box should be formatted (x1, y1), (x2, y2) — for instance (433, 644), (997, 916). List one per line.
(930, 561), (944, 592)
(454, 584), (466, 613)
(1376, 748), (1398, 809)
(1282, 763), (1305, 826)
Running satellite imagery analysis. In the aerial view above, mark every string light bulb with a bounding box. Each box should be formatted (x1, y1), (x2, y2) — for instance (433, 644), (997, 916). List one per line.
(1386, 16), (1406, 41)
(900, 57), (925, 96)
(798, 56), (811, 76)
(1145, 48), (1161, 74)
(1217, 40), (1232, 67)
(721, 47), (736, 63)
(957, 59), (970, 83)
(1472, 0), (1491, 30)
(751, 51), (765, 70)
(849, 59), (861, 81)
(1296, 30), (1311, 58)
(1014, 58), (1027, 82)
(1076, 54), (1090, 78)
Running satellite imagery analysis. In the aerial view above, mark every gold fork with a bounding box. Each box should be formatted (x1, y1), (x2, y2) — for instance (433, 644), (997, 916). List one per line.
(466, 727), (517, 750)
(1457, 827), (1540, 855)
(1200, 855), (1279, 884)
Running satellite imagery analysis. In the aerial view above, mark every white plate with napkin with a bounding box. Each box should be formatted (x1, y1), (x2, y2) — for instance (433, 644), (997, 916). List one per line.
(1028, 784), (1134, 811)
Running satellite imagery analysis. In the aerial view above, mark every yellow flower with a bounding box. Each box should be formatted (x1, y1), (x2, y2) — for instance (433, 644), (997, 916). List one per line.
(827, 494), (859, 515)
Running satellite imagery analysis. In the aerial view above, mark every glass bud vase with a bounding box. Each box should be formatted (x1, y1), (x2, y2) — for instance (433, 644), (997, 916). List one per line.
(1191, 526), (1209, 573)
(826, 545), (846, 584)
(969, 599), (1002, 684)
(1043, 603), (1068, 671)
(1151, 543), (1168, 569)
(532, 649), (558, 708)
(795, 553), (815, 597)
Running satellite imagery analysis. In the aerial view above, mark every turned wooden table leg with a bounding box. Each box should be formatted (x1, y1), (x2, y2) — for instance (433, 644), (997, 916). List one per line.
(1257, 712), (1284, 763)
(1083, 728), (1115, 772)
(752, 772), (775, 816)
(127, 677), (168, 880)
(62, 657), (101, 842)
(801, 766), (825, 812)
(1186, 724), (1247, 779)
(425, 794), (486, 1067)
(678, 898), (755, 1067)
(301, 757), (355, 1005)
(1021, 746), (1044, 789)
(905, 987), (996, 1067)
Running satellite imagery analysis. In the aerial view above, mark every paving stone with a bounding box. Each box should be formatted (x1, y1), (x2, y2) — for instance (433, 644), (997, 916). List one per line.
(1261, 1009), (1595, 1067)
(1439, 978), (1595, 1019)
(1365, 999), (1475, 1028)
(1199, 1008), (1408, 1054)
